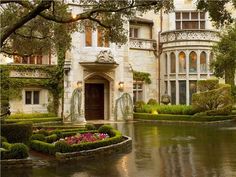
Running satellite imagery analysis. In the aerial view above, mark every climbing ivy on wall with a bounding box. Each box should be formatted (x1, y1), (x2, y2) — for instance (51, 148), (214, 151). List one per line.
(133, 70), (151, 84)
(0, 64), (60, 114)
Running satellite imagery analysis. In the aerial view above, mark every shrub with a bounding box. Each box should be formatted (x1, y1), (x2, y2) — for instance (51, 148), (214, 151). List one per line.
(85, 124), (96, 130)
(45, 134), (58, 143)
(30, 134), (46, 141)
(55, 140), (70, 153)
(98, 125), (114, 136)
(1, 123), (33, 143)
(134, 100), (146, 112)
(147, 99), (158, 105)
(37, 129), (49, 136)
(1, 143), (29, 160)
(8, 113), (56, 119)
(30, 140), (55, 155)
(50, 130), (63, 138)
(197, 79), (219, 92)
(8, 143), (29, 159)
(1, 136), (8, 143)
(192, 83), (233, 115)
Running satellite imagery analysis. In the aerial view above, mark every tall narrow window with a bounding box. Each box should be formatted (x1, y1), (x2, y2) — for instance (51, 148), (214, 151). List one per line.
(189, 81), (197, 104)
(189, 51), (197, 73)
(170, 81), (176, 105)
(22, 56), (28, 64)
(133, 82), (143, 103)
(170, 52), (176, 73)
(97, 28), (109, 47)
(33, 91), (40, 104)
(85, 26), (92, 47)
(179, 81), (186, 104)
(25, 91), (32, 104)
(165, 54), (168, 74)
(36, 55), (42, 64)
(129, 27), (139, 38)
(200, 51), (207, 73)
(179, 52), (186, 73)
(29, 56), (35, 64)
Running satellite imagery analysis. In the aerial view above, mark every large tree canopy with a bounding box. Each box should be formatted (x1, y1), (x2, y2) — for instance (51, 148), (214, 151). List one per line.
(197, 0), (236, 27)
(0, 0), (173, 56)
(211, 24), (236, 87)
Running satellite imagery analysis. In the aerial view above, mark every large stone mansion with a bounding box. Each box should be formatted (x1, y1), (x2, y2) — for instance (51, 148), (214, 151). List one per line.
(0, 0), (221, 121)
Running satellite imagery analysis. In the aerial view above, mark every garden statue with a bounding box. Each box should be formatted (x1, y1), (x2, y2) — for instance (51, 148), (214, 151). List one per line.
(115, 93), (133, 120)
(70, 81), (86, 123)
(161, 92), (171, 105)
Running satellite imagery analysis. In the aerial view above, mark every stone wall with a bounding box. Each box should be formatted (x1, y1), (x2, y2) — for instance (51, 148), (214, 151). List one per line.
(0, 158), (33, 169)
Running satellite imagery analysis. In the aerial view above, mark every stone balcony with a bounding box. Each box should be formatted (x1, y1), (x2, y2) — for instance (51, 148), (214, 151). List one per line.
(160, 29), (219, 43)
(129, 38), (157, 51)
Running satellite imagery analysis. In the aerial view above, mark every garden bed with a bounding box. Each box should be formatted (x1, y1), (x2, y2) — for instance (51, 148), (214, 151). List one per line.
(134, 113), (236, 123)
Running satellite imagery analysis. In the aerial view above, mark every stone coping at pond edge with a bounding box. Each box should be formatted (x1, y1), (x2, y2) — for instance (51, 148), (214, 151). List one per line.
(0, 158), (33, 169)
(55, 135), (132, 162)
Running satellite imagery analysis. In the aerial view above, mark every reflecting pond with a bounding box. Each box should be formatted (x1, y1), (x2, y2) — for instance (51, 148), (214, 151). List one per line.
(2, 121), (236, 177)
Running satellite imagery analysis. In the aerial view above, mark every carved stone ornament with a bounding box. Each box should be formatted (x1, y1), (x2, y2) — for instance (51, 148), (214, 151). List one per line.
(95, 50), (116, 64)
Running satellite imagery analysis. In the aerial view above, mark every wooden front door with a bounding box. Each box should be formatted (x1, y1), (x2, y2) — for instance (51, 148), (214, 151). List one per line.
(85, 83), (104, 120)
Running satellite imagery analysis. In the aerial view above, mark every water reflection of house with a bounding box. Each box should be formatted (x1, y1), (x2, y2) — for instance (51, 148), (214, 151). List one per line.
(1, 0), (224, 120)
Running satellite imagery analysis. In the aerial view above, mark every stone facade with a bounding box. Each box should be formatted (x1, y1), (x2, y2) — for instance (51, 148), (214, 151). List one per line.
(1, 0), (229, 119)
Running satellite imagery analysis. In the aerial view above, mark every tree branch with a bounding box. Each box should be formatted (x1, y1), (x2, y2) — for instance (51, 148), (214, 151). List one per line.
(0, 0), (53, 48)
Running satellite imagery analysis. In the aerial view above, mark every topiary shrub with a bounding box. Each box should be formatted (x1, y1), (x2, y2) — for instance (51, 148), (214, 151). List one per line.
(55, 140), (70, 153)
(30, 134), (46, 142)
(147, 98), (158, 105)
(1, 123), (33, 143)
(192, 82), (233, 115)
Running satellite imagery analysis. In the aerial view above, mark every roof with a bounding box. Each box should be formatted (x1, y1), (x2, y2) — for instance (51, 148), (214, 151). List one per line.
(129, 17), (154, 25)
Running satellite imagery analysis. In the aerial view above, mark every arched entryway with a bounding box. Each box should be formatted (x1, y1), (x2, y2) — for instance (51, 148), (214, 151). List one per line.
(84, 75), (110, 120)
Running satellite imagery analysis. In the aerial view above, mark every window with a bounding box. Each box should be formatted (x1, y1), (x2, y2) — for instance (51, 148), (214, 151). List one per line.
(200, 51), (207, 73)
(170, 52), (176, 73)
(129, 27), (139, 38)
(189, 51), (197, 73)
(175, 11), (205, 30)
(97, 27), (109, 47)
(25, 91), (40, 105)
(170, 81), (176, 105)
(13, 55), (43, 64)
(179, 81), (186, 104)
(85, 26), (92, 47)
(189, 81), (197, 104)
(179, 52), (186, 73)
(165, 54), (168, 74)
(133, 82), (143, 103)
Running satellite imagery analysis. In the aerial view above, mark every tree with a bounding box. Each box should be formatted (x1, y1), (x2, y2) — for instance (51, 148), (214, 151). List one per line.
(211, 24), (236, 87)
(197, 0), (236, 27)
(0, 0), (174, 56)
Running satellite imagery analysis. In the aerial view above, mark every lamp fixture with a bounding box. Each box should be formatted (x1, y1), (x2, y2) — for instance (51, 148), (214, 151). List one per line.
(77, 81), (83, 91)
(118, 82), (124, 92)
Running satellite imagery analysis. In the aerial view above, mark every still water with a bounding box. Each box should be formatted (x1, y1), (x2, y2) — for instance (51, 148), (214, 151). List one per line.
(2, 121), (236, 177)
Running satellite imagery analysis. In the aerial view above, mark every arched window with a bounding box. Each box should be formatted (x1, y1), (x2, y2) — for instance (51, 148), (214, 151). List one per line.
(170, 52), (176, 73)
(179, 52), (186, 73)
(200, 51), (207, 73)
(189, 51), (197, 73)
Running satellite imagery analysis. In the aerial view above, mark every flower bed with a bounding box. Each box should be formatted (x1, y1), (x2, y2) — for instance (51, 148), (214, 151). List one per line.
(30, 125), (126, 155)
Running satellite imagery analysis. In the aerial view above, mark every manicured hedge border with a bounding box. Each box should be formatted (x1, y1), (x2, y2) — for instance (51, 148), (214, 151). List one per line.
(5, 117), (62, 123)
(134, 113), (235, 122)
(1, 123), (33, 143)
(30, 129), (123, 155)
